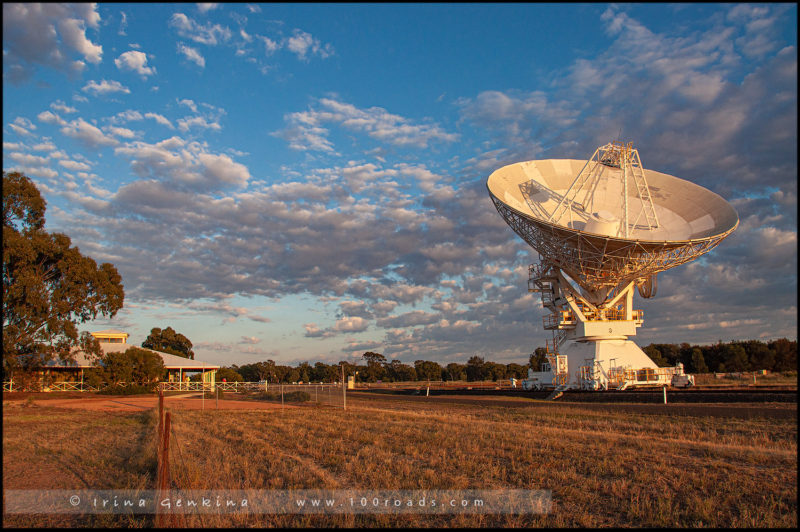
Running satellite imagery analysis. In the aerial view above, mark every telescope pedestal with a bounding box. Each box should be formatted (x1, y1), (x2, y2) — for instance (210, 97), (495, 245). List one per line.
(527, 261), (684, 391)
(557, 338), (660, 390)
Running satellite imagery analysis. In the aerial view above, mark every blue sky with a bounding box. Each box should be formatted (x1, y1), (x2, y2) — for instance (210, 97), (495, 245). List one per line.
(3, 3), (797, 367)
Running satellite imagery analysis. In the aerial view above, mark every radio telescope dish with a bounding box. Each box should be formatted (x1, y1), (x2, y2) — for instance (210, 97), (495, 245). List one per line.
(487, 142), (738, 392)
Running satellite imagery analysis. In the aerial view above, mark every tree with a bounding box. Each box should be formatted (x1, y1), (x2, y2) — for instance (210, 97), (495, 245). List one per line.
(529, 348), (548, 372)
(643, 345), (668, 367)
(386, 360), (417, 382)
(237, 360), (276, 381)
(444, 363), (466, 381)
(485, 361), (507, 381)
(722, 343), (749, 372)
(465, 356), (487, 381)
(89, 346), (165, 387)
(505, 363), (527, 379)
(414, 360), (442, 381)
(310, 362), (330, 382)
(362, 351), (387, 382)
(743, 340), (775, 372)
(768, 338), (796, 372)
(690, 348), (709, 374)
(297, 362), (312, 383)
(3, 172), (124, 374)
(142, 326), (194, 359)
(215, 367), (244, 382)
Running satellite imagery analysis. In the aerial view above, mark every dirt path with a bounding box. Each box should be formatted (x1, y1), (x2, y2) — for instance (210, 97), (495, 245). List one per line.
(3, 395), (295, 412)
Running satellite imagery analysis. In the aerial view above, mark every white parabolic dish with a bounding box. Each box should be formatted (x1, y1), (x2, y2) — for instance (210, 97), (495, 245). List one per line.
(487, 157), (739, 293)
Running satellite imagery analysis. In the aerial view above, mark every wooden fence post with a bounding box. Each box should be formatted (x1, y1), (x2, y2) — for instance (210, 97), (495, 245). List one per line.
(156, 411), (172, 527)
(158, 388), (164, 439)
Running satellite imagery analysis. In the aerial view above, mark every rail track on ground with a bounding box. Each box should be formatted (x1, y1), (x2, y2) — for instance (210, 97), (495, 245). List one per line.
(346, 389), (796, 420)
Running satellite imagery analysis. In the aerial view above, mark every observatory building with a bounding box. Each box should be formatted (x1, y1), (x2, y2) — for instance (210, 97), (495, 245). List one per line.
(487, 141), (738, 391)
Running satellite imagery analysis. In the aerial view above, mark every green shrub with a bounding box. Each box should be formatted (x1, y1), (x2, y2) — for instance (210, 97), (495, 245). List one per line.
(203, 389), (224, 399)
(284, 391), (310, 402)
(251, 390), (310, 402)
(253, 391), (280, 401)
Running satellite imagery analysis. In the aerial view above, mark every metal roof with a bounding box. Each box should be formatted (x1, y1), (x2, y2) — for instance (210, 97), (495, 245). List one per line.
(45, 342), (220, 370)
(91, 329), (129, 336)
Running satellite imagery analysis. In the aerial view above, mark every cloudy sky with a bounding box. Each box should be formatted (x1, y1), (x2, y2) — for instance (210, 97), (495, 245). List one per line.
(3, 3), (796, 367)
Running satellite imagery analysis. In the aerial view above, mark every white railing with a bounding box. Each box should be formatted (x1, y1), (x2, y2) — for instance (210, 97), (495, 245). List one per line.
(48, 382), (102, 392)
(214, 381), (268, 392)
(158, 382), (213, 392)
(4, 381), (106, 392)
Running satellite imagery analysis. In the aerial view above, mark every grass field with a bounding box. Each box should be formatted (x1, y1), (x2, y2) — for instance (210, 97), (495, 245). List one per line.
(3, 393), (796, 527)
(693, 371), (797, 387)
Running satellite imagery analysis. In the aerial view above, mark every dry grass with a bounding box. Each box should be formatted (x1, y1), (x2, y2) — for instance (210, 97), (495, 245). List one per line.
(2, 402), (158, 527)
(3, 394), (796, 527)
(693, 371), (797, 387)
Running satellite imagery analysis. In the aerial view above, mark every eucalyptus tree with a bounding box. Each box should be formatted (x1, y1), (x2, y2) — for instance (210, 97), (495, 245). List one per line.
(3, 172), (124, 374)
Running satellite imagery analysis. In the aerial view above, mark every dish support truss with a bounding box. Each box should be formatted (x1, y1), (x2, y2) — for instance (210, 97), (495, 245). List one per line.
(525, 260), (690, 391)
(489, 194), (733, 304)
(548, 141), (659, 238)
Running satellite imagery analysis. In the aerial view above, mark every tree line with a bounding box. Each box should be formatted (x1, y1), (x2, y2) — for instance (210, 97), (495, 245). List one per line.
(641, 338), (796, 373)
(215, 338), (796, 384)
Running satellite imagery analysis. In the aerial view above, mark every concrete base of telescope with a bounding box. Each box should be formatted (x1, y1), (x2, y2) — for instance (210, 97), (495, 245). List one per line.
(562, 338), (659, 390)
(525, 337), (677, 391)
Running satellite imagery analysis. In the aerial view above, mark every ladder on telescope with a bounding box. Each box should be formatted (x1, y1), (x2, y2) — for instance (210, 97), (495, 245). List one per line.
(548, 148), (605, 226)
(627, 148), (659, 231)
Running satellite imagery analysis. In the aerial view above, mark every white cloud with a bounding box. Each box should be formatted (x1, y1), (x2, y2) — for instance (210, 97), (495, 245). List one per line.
(197, 152), (250, 186)
(60, 118), (120, 148)
(109, 110), (144, 124)
(285, 29), (333, 61)
(145, 112), (174, 129)
(50, 100), (78, 114)
(333, 316), (369, 333)
(258, 35), (279, 54)
(177, 115), (221, 132)
(82, 79), (131, 96)
(178, 99), (198, 113)
(104, 125), (137, 139)
(57, 17), (102, 64)
(2, 3), (101, 83)
(197, 3), (219, 13)
(8, 117), (37, 136)
(37, 110), (67, 126)
(113, 136), (250, 190)
(177, 44), (205, 68)
(115, 50), (156, 77)
(277, 98), (458, 152)
(8, 151), (49, 167)
(31, 141), (55, 151)
(169, 13), (231, 45)
(118, 11), (128, 35)
(59, 159), (92, 171)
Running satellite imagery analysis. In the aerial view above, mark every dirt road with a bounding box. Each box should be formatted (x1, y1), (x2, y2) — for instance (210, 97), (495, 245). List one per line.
(3, 394), (295, 412)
